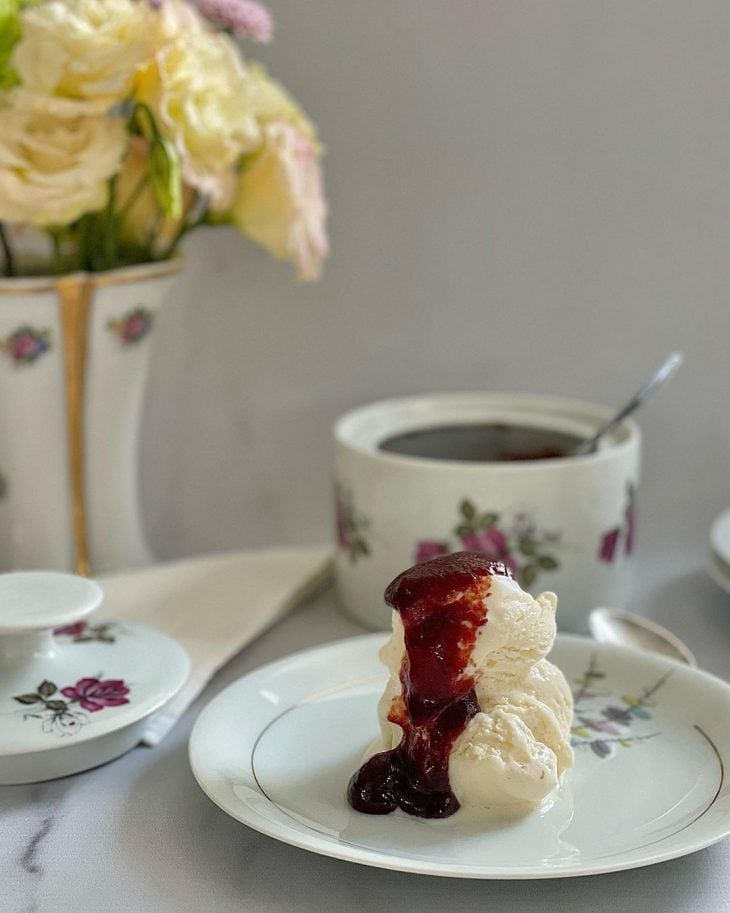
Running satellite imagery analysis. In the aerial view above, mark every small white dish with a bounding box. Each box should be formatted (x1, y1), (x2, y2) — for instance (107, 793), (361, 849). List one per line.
(0, 572), (189, 784)
(588, 606), (696, 666)
(709, 508), (730, 593)
(190, 633), (730, 880)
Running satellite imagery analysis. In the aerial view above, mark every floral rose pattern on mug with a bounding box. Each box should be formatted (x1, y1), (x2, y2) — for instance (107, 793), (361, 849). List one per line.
(414, 499), (561, 589)
(0, 325), (51, 365)
(570, 652), (670, 759)
(335, 484), (371, 562)
(598, 483), (636, 563)
(107, 306), (154, 345)
(13, 676), (130, 736)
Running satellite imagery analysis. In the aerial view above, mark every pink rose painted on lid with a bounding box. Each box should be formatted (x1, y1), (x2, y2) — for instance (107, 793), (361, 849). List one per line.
(61, 677), (130, 712)
(0, 325), (51, 365)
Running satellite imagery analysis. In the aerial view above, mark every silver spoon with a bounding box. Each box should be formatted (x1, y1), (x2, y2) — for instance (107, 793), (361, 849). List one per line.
(588, 606), (696, 666)
(571, 351), (684, 456)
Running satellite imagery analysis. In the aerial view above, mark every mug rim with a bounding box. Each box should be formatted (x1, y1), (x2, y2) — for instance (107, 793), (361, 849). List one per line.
(335, 391), (640, 471)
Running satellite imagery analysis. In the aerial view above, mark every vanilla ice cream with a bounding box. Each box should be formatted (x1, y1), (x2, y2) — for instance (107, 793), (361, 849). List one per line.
(348, 552), (573, 818)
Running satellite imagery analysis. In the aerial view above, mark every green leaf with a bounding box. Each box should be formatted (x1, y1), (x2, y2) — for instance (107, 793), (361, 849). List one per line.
(132, 104), (182, 219)
(455, 523), (474, 538)
(459, 499), (476, 521)
(520, 564), (538, 588)
(537, 554), (558, 570)
(45, 700), (68, 711)
(518, 537), (536, 556)
(150, 132), (182, 219)
(37, 680), (57, 698)
(13, 693), (41, 705)
(478, 512), (498, 528)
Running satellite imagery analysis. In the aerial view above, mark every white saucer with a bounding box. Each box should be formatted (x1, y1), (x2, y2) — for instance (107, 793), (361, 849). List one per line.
(189, 633), (730, 879)
(0, 572), (189, 784)
(709, 508), (730, 593)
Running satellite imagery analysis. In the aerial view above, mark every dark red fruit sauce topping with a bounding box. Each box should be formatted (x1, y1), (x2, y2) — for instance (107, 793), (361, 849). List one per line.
(347, 552), (511, 818)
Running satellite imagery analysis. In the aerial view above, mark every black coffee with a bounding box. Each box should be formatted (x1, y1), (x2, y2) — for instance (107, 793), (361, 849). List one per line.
(378, 423), (581, 463)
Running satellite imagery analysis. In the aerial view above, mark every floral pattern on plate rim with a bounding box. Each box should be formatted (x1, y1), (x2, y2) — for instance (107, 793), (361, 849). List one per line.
(570, 652), (671, 758)
(13, 676), (131, 736)
(414, 498), (561, 590)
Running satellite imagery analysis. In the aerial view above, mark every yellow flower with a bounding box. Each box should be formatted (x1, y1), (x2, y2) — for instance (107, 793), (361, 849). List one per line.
(231, 121), (328, 281)
(0, 99), (125, 227)
(12, 0), (156, 113)
(136, 13), (260, 202)
(247, 62), (318, 146)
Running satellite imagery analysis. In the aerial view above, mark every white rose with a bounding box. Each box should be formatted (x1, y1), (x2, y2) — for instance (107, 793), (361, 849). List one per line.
(12, 0), (156, 112)
(136, 21), (260, 201)
(0, 100), (126, 226)
(231, 121), (329, 281)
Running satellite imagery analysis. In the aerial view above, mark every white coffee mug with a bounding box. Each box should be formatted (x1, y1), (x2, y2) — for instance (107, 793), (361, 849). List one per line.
(334, 393), (640, 632)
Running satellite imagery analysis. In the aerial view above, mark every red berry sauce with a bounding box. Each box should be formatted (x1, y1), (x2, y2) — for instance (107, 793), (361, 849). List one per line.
(347, 552), (510, 818)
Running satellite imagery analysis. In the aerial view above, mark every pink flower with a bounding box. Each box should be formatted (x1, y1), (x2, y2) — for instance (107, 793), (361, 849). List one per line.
(54, 621), (87, 637)
(414, 540), (450, 563)
(460, 528), (518, 575)
(197, 0), (273, 42)
(61, 677), (130, 713)
(598, 528), (620, 563)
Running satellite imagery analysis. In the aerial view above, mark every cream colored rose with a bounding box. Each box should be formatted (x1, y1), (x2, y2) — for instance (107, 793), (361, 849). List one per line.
(136, 23), (260, 202)
(247, 62), (318, 146)
(231, 121), (329, 281)
(12, 0), (156, 113)
(0, 102), (126, 226)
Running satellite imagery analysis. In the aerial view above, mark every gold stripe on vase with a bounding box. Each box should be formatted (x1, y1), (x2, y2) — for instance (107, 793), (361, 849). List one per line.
(56, 275), (92, 577)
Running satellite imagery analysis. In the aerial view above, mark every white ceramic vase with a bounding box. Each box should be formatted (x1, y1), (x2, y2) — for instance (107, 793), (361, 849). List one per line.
(0, 259), (182, 575)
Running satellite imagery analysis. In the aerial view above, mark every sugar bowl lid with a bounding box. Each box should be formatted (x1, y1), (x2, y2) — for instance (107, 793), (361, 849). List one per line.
(0, 572), (189, 784)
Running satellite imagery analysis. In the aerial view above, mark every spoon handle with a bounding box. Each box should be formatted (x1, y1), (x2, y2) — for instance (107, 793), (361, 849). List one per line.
(573, 351), (684, 456)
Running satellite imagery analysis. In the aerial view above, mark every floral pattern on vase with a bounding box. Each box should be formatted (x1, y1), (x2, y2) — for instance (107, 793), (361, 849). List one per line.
(598, 483), (636, 563)
(107, 306), (154, 345)
(335, 484), (371, 563)
(414, 499), (561, 590)
(53, 620), (120, 643)
(570, 653), (670, 758)
(13, 676), (130, 736)
(0, 325), (51, 366)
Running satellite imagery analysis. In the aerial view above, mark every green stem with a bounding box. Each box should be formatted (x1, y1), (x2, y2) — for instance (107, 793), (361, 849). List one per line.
(159, 192), (203, 260)
(117, 173), (149, 227)
(0, 223), (16, 277)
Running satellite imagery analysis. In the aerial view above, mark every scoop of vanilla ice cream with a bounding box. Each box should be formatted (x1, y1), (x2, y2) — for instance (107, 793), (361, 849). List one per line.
(450, 658), (573, 809)
(372, 572), (573, 811)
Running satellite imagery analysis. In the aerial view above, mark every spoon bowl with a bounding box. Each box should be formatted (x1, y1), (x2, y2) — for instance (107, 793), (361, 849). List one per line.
(588, 606), (696, 666)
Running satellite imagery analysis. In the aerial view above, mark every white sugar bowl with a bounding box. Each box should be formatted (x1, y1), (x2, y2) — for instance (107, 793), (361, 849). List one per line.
(0, 572), (189, 784)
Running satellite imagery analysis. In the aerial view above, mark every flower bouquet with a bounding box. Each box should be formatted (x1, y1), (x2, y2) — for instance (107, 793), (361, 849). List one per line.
(0, 0), (328, 575)
(0, 0), (328, 280)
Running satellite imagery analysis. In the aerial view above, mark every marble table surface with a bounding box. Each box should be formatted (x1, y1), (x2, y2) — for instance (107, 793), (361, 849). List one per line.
(3, 550), (730, 913)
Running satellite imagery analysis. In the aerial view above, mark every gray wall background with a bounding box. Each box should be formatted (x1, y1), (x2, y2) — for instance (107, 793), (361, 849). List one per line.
(141, 0), (730, 569)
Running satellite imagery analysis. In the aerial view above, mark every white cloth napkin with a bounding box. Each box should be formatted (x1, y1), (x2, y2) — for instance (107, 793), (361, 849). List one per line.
(97, 546), (334, 745)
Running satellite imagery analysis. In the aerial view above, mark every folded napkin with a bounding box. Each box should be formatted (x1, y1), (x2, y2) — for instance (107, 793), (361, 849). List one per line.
(98, 546), (333, 745)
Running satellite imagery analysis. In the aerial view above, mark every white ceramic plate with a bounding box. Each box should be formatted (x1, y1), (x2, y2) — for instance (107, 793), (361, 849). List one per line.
(189, 634), (730, 879)
(709, 508), (730, 593)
